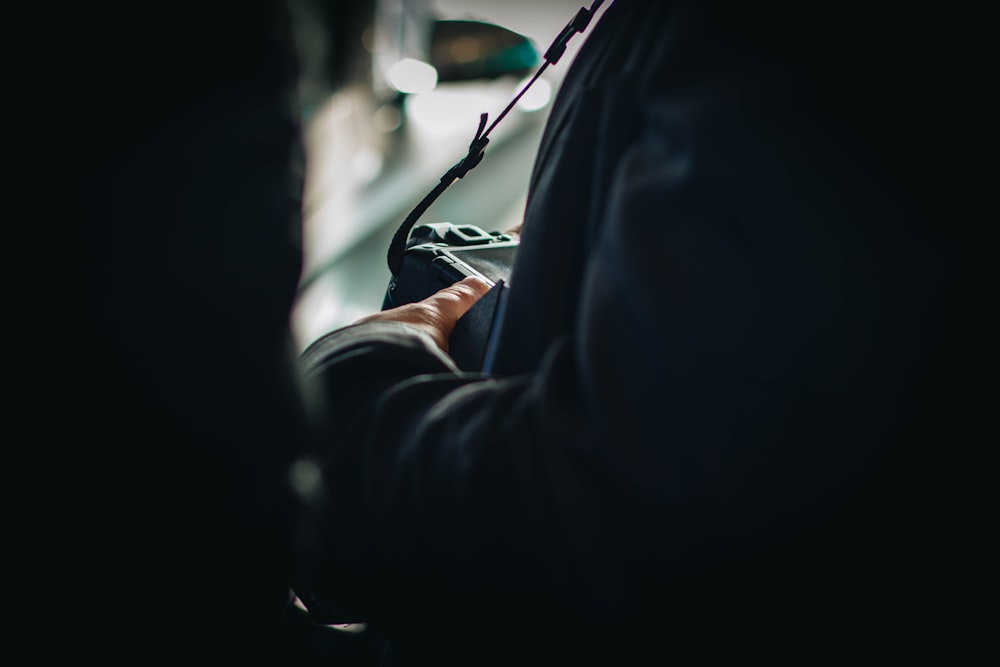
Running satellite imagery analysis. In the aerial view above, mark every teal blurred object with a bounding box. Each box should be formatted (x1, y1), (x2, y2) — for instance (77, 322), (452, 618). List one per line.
(430, 20), (539, 83)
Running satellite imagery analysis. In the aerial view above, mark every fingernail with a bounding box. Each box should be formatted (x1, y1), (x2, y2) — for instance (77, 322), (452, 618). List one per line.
(462, 276), (492, 292)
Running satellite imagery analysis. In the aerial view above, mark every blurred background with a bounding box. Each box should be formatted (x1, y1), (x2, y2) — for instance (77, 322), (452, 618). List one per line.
(287, 0), (603, 349)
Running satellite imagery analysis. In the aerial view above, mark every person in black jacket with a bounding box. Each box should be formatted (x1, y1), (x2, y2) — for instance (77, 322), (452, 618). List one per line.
(296, 0), (963, 663)
(58, 1), (375, 662)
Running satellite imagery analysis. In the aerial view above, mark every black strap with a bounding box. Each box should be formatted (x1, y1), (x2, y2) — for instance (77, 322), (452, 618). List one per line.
(386, 0), (606, 277)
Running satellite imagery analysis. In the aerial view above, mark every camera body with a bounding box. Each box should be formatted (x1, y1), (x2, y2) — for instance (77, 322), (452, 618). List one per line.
(383, 222), (518, 371)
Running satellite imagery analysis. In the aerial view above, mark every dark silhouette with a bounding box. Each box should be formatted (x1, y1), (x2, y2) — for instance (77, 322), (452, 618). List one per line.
(63, 1), (325, 661)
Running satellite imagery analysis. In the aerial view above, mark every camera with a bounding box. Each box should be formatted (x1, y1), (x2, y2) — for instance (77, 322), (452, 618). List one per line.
(383, 222), (518, 372)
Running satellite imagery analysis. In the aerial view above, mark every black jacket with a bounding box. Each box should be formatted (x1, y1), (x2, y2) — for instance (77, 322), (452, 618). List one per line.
(299, 0), (962, 663)
(64, 1), (307, 661)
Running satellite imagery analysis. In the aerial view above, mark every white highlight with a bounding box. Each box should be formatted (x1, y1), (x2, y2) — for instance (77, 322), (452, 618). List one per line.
(406, 90), (497, 136)
(289, 459), (324, 499)
(516, 77), (553, 112)
(386, 58), (439, 94)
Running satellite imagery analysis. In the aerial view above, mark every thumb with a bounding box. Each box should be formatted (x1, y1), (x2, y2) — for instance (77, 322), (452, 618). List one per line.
(352, 276), (492, 353)
(427, 276), (492, 324)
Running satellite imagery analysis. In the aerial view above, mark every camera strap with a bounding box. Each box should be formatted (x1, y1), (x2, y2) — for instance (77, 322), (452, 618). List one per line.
(386, 0), (607, 277)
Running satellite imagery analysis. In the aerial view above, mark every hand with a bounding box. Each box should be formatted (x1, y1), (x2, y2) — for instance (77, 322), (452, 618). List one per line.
(354, 276), (492, 353)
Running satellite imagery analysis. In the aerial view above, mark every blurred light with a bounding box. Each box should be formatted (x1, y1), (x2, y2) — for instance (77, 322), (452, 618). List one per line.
(386, 58), (438, 94)
(351, 148), (384, 183)
(449, 36), (481, 63)
(327, 92), (355, 121)
(406, 90), (495, 136)
(516, 76), (552, 112)
(289, 458), (323, 499)
(361, 25), (375, 53)
(330, 623), (369, 634)
(372, 104), (403, 133)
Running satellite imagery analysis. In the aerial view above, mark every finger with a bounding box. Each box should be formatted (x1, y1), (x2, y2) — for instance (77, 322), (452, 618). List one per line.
(428, 276), (492, 322)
